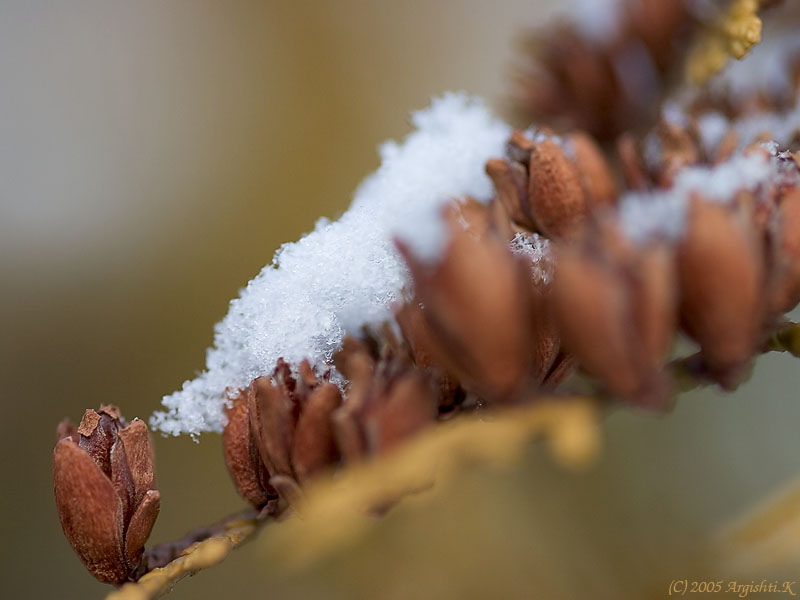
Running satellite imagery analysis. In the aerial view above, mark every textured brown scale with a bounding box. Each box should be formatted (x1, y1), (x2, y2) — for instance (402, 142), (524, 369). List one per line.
(222, 392), (273, 508)
(528, 139), (587, 239)
(292, 383), (342, 483)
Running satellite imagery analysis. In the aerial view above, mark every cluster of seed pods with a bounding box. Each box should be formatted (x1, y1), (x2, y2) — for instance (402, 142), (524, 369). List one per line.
(53, 1), (800, 586)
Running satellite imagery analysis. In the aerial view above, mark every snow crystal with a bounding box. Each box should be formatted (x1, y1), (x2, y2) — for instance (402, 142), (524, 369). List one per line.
(510, 232), (553, 285)
(619, 150), (777, 244)
(151, 93), (511, 436)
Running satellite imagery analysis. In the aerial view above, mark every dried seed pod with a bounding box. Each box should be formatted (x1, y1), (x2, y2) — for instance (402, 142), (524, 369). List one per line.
(527, 139), (588, 239)
(398, 204), (536, 402)
(485, 158), (534, 231)
(678, 197), (764, 382)
(510, 231), (565, 385)
(395, 298), (462, 407)
(292, 383), (342, 484)
(334, 337), (437, 456)
(53, 406), (159, 584)
(513, 0), (691, 141)
(222, 359), (343, 505)
(551, 223), (676, 407)
(248, 374), (297, 479)
(487, 129), (616, 241)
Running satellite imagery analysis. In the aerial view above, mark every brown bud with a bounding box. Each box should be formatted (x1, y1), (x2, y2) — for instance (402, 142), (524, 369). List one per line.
(551, 224), (676, 407)
(363, 371), (437, 454)
(222, 360), (345, 504)
(398, 204), (536, 401)
(395, 298), (462, 406)
(511, 232), (563, 384)
(486, 158), (535, 231)
(53, 406), (159, 584)
(221, 391), (273, 508)
(334, 337), (437, 456)
(678, 197), (764, 381)
(248, 375), (297, 479)
(332, 338), (374, 462)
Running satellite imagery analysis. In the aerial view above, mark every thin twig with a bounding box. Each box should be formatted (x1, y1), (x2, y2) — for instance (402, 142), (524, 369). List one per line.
(106, 507), (282, 600)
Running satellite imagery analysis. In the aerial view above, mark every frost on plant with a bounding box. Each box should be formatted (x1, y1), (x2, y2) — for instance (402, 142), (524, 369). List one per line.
(151, 94), (511, 436)
(619, 149), (781, 243)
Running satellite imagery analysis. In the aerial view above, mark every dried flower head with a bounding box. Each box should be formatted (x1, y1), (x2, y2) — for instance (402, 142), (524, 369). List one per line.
(53, 406), (159, 584)
(486, 129), (616, 240)
(222, 360), (342, 507)
(552, 219), (676, 407)
(513, 0), (692, 140)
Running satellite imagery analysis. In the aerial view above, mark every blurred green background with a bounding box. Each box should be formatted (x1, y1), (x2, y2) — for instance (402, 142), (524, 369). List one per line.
(2, 1), (800, 598)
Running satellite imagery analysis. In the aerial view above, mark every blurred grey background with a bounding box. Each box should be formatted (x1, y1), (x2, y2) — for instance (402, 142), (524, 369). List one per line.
(2, 1), (800, 599)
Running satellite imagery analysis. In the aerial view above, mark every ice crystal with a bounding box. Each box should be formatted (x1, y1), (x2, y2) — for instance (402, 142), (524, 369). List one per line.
(510, 232), (553, 285)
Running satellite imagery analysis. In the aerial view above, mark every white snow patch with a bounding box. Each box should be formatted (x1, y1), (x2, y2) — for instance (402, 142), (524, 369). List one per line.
(151, 93), (511, 436)
(619, 150), (778, 243)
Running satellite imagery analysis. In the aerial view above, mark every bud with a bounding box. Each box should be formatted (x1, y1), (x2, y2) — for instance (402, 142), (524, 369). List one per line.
(222, 360), (342, 506)
(221, 390), (274, 508)
(677, 197), (764, 383)
(551, 221), (676, 407)
(398, 204), (537, 402)
(528, 138), (590, 239)
(395, 297), (462, 411)
(53, 406), (159, 584)
(487, 129), (617, 241)
(333, 336), (437, 456)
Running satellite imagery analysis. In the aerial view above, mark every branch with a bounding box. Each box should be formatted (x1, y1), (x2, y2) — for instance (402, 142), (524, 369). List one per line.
(106, 508), (280, 600)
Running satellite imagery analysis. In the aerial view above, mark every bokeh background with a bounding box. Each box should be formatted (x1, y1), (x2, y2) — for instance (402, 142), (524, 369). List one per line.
(2, 1), (800, 598)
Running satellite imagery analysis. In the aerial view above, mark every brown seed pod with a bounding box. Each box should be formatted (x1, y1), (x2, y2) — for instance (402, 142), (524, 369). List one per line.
(398, 203), (536, 402)
(551, 222), (676, 407)
(54, 406), (159, 584)
(677, 197), (764, 382)
(221, 391), (273, 508)
(528, 139), (588, 239)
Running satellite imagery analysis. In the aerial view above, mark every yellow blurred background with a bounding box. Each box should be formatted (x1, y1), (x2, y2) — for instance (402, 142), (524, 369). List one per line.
(3, 1), (800, 598)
